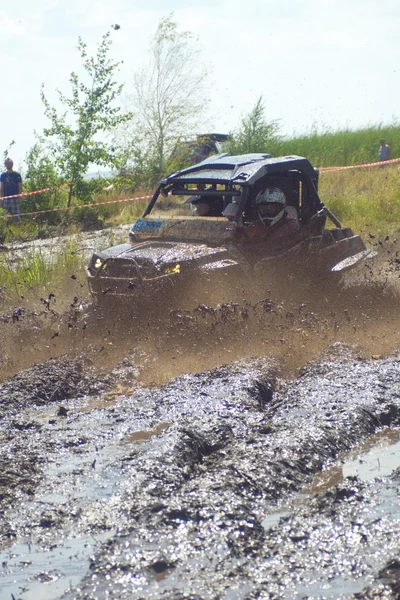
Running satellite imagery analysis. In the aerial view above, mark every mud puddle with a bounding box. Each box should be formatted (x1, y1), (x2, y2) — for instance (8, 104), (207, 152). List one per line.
(316, 427), (400, 485)
(0, 533), (112, 600)
(261, 426), (400, 527)
(0, 224), (131, 267)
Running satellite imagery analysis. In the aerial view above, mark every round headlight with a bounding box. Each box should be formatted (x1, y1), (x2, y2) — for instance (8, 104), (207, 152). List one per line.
(94, 258), (103, 269)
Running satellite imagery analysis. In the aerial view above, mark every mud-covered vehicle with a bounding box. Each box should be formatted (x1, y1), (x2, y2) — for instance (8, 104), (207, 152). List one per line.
(87, 153), (374, 307)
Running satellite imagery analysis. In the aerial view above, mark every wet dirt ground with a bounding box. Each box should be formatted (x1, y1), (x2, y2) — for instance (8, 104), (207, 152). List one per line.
(1, 231), (400, 599)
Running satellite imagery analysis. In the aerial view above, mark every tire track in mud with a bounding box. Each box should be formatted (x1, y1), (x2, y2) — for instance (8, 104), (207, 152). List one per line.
(1, 350), (400, 598)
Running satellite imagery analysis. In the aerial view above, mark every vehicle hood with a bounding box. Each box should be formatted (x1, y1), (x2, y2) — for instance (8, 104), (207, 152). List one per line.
(95, 239), (240, 279)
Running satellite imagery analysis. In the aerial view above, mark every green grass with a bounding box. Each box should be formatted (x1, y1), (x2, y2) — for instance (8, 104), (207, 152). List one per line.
(268, 122), (400, 167)
(318, 164), (400, 237)
(0, 240), (85, 299)
(95, 192), (150, 226)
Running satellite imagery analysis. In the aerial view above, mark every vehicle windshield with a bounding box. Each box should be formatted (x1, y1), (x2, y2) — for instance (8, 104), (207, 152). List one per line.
(148, 182), (243, 219)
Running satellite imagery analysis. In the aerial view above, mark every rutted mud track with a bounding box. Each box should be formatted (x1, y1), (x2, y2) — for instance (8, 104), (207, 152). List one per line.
(1, 232), (400, 599)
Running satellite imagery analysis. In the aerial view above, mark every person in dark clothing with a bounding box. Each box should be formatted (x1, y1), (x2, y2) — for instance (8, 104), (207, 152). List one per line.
(0, 158), (22, 219)
(378, 139), (391, 161)
(185, 184), (224, 216)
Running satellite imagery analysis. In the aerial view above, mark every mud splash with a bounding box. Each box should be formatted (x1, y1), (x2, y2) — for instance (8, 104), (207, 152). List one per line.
(1, 258), (400, 387)
(1, 231), (400, 385)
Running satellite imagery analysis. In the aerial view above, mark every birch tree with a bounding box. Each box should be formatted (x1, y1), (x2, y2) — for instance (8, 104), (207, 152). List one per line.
(131, 15), (211, 174)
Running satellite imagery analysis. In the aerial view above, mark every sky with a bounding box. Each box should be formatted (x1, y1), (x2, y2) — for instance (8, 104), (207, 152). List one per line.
(1, 0), (399, 169)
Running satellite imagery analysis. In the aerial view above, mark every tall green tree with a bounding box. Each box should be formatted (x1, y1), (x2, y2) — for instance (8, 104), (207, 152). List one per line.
(23, 143), (66, 221)
(127, 15), (211, 175)
(226, 97), (280, 155)
(41, 29), (133, 205)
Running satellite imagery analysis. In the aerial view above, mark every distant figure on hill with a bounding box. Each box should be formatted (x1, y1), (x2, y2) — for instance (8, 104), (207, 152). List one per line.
(378, 139), (392, 161)
(0, 158), (22, 220)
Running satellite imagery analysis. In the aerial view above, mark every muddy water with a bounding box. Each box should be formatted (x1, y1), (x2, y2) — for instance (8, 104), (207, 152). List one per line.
(1, 232), (400, 598)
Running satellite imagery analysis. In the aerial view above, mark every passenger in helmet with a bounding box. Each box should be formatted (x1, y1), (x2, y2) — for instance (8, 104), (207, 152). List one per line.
(222, 202), (240, 220)
(185, 190), (224, 216)
(189, 199), (211, 216)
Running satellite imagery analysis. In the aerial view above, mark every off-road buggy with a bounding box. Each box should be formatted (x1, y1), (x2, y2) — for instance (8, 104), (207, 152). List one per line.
(87, 153), (374, 307)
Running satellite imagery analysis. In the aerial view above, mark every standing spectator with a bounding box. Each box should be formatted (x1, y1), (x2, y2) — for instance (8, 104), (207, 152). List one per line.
(0, 158), (23, 220)
(378, 139), (392, 161)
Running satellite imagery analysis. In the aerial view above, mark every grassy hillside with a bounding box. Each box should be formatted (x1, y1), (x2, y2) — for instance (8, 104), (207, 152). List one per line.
(268, 123), (399, 167)
(317, 163), (400, 237)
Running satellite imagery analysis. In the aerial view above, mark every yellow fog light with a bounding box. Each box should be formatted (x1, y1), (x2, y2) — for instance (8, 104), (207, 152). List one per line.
(164, 264), (180, 274)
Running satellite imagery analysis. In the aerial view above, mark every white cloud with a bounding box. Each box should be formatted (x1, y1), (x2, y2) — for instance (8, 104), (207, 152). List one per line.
(0, 10), (26, 37)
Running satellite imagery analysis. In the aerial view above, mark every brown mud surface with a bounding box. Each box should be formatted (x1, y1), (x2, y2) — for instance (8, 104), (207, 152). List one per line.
(1, 232), (400, 598)
(1, 232), (399, 384)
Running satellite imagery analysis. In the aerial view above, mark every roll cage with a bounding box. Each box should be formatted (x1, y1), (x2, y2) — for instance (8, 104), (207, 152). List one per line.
(143, 154), (324, 226)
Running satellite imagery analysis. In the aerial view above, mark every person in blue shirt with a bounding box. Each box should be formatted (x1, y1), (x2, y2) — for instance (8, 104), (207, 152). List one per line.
(0, 158), (22, 220)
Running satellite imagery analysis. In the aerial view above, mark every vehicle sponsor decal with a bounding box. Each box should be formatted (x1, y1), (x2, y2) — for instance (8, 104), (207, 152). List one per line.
(132, 219), (163, 233)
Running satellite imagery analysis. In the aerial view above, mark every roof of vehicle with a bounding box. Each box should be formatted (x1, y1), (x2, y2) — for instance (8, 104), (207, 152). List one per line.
(160, 154), (318, 187)
(196, 133), (229, 142)
(143, 153), (322, 218)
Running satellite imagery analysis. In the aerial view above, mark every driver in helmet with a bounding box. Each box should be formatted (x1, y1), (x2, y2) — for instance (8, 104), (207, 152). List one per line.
(256, 187), (298, 227)
(244, 187), (299, 242)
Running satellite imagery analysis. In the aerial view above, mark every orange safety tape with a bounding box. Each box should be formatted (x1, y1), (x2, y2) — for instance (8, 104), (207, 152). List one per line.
(0, 182), (69, 200)
(319, 157), (400, 173)
(0, 194), (152, 220)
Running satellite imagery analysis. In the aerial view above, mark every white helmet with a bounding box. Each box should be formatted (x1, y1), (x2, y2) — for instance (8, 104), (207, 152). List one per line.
(256, 187), (286, 224)
(222, 202), (239, 220)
